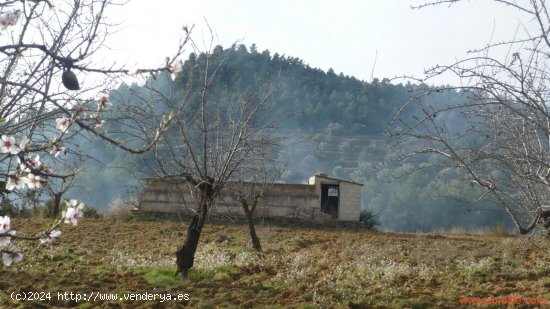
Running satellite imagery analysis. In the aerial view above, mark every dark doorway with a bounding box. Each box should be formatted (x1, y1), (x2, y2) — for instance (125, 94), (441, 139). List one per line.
(321, 184), (339, 219)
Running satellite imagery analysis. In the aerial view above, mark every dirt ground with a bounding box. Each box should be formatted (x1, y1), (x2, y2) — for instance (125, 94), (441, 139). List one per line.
(1, 218), (549, 308)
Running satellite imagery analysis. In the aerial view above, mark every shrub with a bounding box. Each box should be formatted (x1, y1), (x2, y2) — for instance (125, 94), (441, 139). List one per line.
(105, 198), (135, 221)
(40, 200), (56, 218)
(359, 209), (379, 229)
(83, 206), (103, 219)
(0, 196), (22, 217)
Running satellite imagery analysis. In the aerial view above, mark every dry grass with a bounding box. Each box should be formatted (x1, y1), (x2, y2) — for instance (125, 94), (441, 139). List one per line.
(440, 224), (514, 237)
(1, 218), (549, 308)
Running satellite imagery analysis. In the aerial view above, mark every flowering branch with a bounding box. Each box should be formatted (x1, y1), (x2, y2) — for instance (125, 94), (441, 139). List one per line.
(0, 200), (84, 266)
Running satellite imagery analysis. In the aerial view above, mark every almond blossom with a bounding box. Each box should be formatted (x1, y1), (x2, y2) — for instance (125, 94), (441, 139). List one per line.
(16, 137), (29, 153)
(1, 135), (19, 154)
(0, 216), (15, 247)
(97, 93), (111, 111)
(40, 230), (62, 245)
(1, 244), (23, 266)
(55, 117), (70, 132)
(0, 10), (21, 30)
(6, 173), (26, 191)
(17, 157), (26, 171)
(25, 173), (42, 189)
(0, 230), (15, 247)
(73, 104), (87, 116)
(93, 117), (105, 128)
(170, 61), (183, 80)
(62, 200), (84, 226)
(0, 216), (10, 232)
(42, 166), (54, 175)
(50, 145), (66, 158)
(19, 155), (41, 172)
(172, 61), (183, 74)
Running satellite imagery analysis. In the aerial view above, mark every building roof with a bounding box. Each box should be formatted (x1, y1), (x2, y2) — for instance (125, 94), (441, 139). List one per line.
(144, 173), (364, 187)
(314, 173), (364, 186)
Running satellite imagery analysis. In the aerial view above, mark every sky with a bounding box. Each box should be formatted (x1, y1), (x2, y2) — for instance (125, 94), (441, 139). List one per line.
(105, 0), (528, 85)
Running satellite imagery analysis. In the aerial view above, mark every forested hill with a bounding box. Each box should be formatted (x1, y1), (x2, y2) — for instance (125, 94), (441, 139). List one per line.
(174, 43), (421, 134)
(67, 44), (513, 232)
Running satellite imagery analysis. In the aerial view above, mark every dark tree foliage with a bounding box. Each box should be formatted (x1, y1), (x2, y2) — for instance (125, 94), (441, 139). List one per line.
(173, 44), (418, 134)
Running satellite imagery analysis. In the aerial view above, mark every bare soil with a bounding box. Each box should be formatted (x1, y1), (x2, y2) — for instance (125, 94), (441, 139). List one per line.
(1, 218), (549, 308)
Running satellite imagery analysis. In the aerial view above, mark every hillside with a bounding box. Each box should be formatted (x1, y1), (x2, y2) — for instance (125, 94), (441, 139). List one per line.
(62, 45), (513, 232)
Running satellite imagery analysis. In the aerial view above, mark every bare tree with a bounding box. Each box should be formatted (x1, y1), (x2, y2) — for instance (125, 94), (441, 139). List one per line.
(138, 42), (280, 277)
(391, 0), (550, 235)
(0, 0), (189, 263)
(44, 154), (80, 217)
(230, 158), (283, 251)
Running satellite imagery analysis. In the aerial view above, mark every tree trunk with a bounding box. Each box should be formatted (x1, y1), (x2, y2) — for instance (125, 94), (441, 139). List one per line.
(175, 207), (207, 277)
(245, 210), (262, 251)
(240, 194), (262, 251)
(175, 179), (213, 278)
(52, 193), (62, 218)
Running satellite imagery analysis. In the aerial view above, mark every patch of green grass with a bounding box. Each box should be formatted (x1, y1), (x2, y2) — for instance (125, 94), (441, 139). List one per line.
(188, 268), (215, 282)
(393, 297), (428, 309)
(89, 265), (109, 275)
(227, 246), (257, 254)
(209, 265), (242, 282)
(213, 271), (231, 281)
(440, 295), (457, 302)
(301, 291), (314, 301)
(142, 267), (188, 287)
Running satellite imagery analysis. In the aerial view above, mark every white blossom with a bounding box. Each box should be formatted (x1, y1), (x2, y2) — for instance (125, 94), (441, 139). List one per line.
(50, 145), (66, 158)
(55, 117), (70, 132)
(42, 166), (54, 175)
(0, 216), (15, 247)
(93, 117), (105, 128)
(0, 216), (10, 233)
(25, 173), (42, 189)
(172, 61), (183, 74)
(40, 230), (62, 245)
(16, 137), (29, 153)
(19, 155), (41, 172)
(1, 244), (23, 266)
(0, 230), (15, 247)
(170, 61), (183, 80)
(97, 93), (111, 111)
(74, 104), (87, 116)
(62, 200), (84, 226)
(1, 135), (18, 154)
(6, 173), (25, 191)
(0, 10), (21, 30)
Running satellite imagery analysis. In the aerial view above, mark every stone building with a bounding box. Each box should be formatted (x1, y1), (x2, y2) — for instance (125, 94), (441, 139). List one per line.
(138, 172), (363, 222)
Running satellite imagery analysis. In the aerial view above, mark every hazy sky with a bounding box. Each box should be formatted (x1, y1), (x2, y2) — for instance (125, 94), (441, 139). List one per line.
(105, 0), (527, 85)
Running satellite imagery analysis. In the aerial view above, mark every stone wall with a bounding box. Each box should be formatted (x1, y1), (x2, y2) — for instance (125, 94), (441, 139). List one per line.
(139, 180), (330, 221)
(139, 175), (362, 222)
